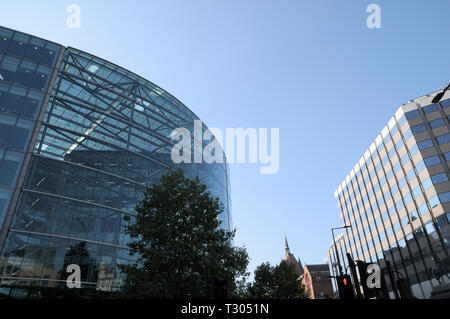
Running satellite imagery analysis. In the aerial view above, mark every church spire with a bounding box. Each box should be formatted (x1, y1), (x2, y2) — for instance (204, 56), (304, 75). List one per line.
(285, 234), (290, 257)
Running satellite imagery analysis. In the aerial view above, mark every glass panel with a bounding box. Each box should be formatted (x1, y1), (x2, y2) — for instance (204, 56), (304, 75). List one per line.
(0, 56), (20, 82)
(10, 118), (34, 151)
(405, 109), (420, 120)
(422, 104), (438, 114)
(0, 150), (24, 186)
(0, 188), (13, 227)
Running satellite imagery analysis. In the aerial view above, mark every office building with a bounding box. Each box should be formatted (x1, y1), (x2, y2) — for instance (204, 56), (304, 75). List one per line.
(0, 26), (231, 297)
(328, 88), (450, 299)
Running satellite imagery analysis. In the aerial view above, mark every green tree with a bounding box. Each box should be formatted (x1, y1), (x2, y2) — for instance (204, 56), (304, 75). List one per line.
(119, 169), (249, 298)
(248, 262), (275, 298)
(248, 261), (308, 299)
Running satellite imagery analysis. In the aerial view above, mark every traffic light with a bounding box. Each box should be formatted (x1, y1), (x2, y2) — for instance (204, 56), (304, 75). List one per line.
(336, 274), (355, 299)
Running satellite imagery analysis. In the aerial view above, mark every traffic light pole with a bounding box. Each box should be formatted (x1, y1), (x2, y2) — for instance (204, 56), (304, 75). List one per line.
(385, 260), (400, 299)
(331, 228), (343, 276)
(347, 253), (363, 299)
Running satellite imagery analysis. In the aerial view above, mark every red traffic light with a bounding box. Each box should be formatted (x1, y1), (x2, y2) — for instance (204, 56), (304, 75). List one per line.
(343, 278), (348, 286)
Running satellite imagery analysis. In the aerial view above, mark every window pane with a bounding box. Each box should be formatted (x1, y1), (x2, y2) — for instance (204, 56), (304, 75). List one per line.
(411, 124), (427, 135)
(431, 173), (448, 184)
(424, 155), (440, 167)
(405, 109), (420, 120)
(417, 139), (433, 150)
(442, 99), (450, 108)
(0, 150), (24, 186)
(429, 118), (445, 129)
(437, 133), (450, 145)
(423, 104), (438, 114)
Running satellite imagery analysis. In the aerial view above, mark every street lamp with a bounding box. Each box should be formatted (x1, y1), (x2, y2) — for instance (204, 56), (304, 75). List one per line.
(431, 83), (450, 104)
(331, 225), (351, 276)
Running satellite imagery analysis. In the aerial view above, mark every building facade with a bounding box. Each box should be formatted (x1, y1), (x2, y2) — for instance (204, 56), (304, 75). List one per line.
(301, 264), (333, 299)
(0, 26), (231, 297)
(328, 88), (450, 299)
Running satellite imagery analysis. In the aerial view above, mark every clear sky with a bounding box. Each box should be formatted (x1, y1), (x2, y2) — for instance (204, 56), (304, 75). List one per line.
(2, 0), (449, 279)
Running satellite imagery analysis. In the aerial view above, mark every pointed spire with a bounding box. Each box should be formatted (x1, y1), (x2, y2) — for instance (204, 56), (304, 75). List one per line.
(285, 234), (290, 257)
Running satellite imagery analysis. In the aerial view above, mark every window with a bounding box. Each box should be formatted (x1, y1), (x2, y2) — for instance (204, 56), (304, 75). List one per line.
(0, 151), (24, 187)
(429, 118), (445, 129)
(425, 221), (435, 235)
(399, 177), (406, 189)
(374, 182), (380, 193)
(396, 139), (404, 150)
(413, 185), (422, 198)
(405, 109), (420, 120)
(431, 173), (448, 184)
(396, 199), (404, 210)
(386, 169), (394, 181)
(401, 215), (410, 227)
(437, 133), (450, 145)
(391, 184), (399, 195)
(442, 99), (450, 108)
(444, 152), (450, 161)
(404, 129), (413, 141)
(409, 144), (419, 157)
(415, 160), (425, 173)
(422, 177), (432, 190)
(386, 227), (393, 237)
(384, 134), (391, 144)
(388, 147), (396, 159)
(398, 115), (406, 127)
(401, 153), (410, 165)
(404, 193), (413, 205)
(411, 124), (427, 135)
(376, 162), (382, 172)
(394, 161), (401, 173)
(419, 203), (429, 216)
(429, 195), (440, 209)
(438, 192), (450, 203)
(435, 214), (450, 229)
(391, 125), (399, 136)
(406, 169), (415, 181)
(423, 104), (438, 114)
(417, 139), (434, 150)
(424, 155), (441, 167)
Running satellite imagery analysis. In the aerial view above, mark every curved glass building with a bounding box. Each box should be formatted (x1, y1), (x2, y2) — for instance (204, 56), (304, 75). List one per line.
(0, 26), (231, 297)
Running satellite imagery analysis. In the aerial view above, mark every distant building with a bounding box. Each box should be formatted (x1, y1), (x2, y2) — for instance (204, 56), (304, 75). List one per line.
(284, 235), (304, 276)
(301, 264), (333, 299)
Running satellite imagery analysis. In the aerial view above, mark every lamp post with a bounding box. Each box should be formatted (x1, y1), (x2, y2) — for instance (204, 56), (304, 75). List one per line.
(431, 83), (450, 104)
(331, 225), (351, 276)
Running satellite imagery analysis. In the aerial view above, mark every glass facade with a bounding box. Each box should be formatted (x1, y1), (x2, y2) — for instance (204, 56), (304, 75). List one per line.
(0, 26), (231, 297)
(329, 92), (450, 299)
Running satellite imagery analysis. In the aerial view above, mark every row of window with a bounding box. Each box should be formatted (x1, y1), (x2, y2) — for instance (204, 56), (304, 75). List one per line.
(339, 99), (450, 204)
(0, 27), (60, 67)
(345, 119), (450, 211)
(0, 55), (53, 92)
(344, 204), (448, 257)
(0, 83), (44, 120)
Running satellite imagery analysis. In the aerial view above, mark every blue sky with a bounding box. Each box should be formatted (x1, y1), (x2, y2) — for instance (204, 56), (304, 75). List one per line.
(2, 0), (449, 278)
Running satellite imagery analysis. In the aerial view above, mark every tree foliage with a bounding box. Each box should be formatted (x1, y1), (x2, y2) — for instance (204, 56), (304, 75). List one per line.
(248, 261), (308, 299)
(119, 169), (249, 298)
